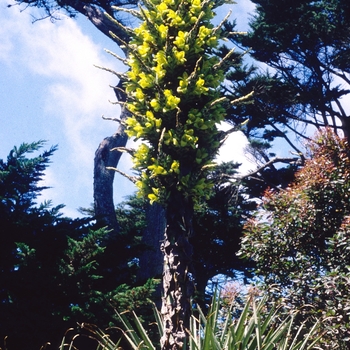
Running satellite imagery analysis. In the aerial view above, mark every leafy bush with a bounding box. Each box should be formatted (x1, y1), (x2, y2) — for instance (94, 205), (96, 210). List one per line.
(240, 129), (350, 347)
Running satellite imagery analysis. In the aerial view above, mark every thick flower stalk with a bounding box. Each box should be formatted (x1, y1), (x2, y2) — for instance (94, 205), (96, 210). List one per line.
(108, 0), (230, 348)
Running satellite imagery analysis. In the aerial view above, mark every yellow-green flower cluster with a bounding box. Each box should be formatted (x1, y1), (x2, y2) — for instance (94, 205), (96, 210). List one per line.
(122, 0), (227, 204)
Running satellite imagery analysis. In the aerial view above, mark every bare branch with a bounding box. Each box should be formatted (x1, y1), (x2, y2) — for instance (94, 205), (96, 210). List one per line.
(213, 9), (232, 35)
(238, 156), (303, 180)
(94, 64), (128, 80)
(111, 6), (142, 19)
(102, 116), (122, 123)
(104, 12), (134, 37)
(106, 167), (137, 183)
(230, 91), (254, 105)
(110, 146), (135, 155)
(213, 48), (236, 70)
(82, 4), (130, 44)
(108, 100), (127, 106)
(104, 49), (128, 64)
(219, 119), (250, 143)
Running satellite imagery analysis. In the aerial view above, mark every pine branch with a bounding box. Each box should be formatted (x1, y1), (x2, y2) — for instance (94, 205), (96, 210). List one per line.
(213, 47), (236, 70)
(110, 6), (142, 20)
(213, 9), (232, 36)
(104, 12), (134, 37)
(94, 65), (128, 80)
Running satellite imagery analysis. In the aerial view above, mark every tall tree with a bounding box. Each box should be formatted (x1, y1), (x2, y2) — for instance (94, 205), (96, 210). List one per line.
(240, 129), (350, 348)
(0, 141), (155, 349)
(0, 141), (90, 348)
(199, 0), (350, 208)
(206, 0), (350, 205)
(232, 0), (350, 139)
(13, 1), (169, 281)
(116, 162), (258, 304)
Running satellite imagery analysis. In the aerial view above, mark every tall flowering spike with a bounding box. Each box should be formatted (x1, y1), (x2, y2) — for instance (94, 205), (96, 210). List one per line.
(124, 0), (227, 205)
(115, 0), (229, 348)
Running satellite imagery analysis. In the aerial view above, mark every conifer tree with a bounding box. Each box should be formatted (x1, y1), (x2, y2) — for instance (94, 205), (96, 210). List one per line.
(0, 142), (155, 349)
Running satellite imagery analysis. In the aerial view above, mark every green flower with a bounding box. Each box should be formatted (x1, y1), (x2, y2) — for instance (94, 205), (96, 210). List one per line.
(164, 130), (180, 147)
(177, 72), (189, 94)
(134, 25), (153, 43)
(148, 163), (167, 176)
(170, 160), (180, 173)
(133, 143), (150, 168)
(167, 10), (185, 26)
(173, 31), (189, 50)
(148, 187), (159, 204)
(146, 110), (162, 129)
(157, 24), (168, 39)
(164, 89), (181, 110)
(135, 88), (145, 101)
(189, 0), (202, 15)
(156, 2), (168, 15)
(150, 98), (161, 111)
(139, 72), (154, 89)
(137, 43), (151, 58)
(172, 48), (186, 64)
(180, 129), (198, 148)
(194, 77), (209, 94)
(120, 0), (228, 204)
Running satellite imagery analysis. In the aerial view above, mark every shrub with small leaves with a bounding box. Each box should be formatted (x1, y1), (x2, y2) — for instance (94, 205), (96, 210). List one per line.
(240, 129), (350, 348)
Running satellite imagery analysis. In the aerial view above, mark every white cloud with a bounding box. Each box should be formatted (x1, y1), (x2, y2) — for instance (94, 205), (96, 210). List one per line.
(216, 122), (256, 174)
(233, 0), (256, 30)
(216, 0), (256, 31)
(7, 9), (122, 163)
(0, 2), (128, 215)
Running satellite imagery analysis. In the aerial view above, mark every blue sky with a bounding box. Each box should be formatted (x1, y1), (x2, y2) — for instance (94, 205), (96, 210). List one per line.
(0, 0), (256, 218)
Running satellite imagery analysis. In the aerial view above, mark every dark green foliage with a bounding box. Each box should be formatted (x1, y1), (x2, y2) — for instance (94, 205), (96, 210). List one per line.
(13, 0), (138, 21)
(109, 279), (159, 313)
(0, 141), (91, 348)
(233, 0), (350, 138)
(191, 162), (257, 296)
(217, 1), (350, 210)
(0, 141), (156, 349)
(212, 25), (305, 200)
(115, 195), (147, 239)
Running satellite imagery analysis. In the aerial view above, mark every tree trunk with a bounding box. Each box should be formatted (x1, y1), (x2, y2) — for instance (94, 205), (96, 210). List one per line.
(93, 123), (128, 232)
(160, 191), (195, 350)
(138, 202), (166, 281)
(94, 82), (167, 281)
(93, 83), (128, 232)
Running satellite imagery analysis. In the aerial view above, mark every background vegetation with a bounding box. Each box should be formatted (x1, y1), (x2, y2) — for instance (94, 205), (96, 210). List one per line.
(2, 0), (350, 348)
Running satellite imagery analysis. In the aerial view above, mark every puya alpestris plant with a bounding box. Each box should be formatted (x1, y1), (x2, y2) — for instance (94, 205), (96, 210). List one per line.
(78, 291), (322, 350)
(105, 0), (243, 348)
